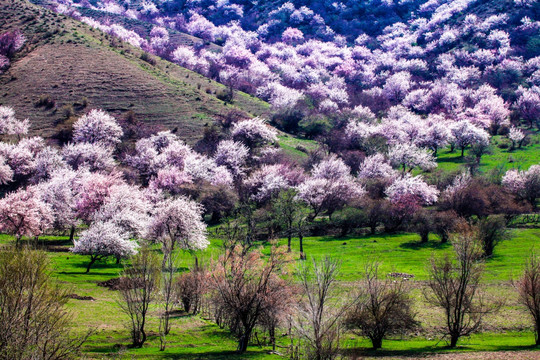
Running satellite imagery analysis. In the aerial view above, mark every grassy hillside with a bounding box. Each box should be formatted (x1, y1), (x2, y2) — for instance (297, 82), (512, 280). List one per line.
(0, 0), (269, 142)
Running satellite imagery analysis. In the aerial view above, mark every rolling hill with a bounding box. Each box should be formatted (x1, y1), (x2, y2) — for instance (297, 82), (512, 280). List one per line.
(0, 0), (269, 143)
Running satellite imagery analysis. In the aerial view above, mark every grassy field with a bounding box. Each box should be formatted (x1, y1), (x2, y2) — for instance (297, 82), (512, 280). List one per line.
(1, 227), (539, 359)
(436, 133), (540, 174)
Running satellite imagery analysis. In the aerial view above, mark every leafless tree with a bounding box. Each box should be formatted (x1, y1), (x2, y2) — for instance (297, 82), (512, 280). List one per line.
(424, 227), (501, 347)
(344, 262), (418, 349)
(516, 252), (540, 345)
(210, 244), (290, 353)
(272, 189), (311, 258)
(294, 257), (345, 360)
(175, 264), (209, 315)
(0, 246), (91, 360)
(159, 240), (178, 351)
(117, 248), (161, 348)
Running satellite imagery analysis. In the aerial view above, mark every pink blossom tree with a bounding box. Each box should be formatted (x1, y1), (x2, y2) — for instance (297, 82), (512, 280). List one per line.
(72, 109), (123, 147)
(502, 165), (540, 209)
(508, 127), (526, 149)
(62, 142), (116, 172)
(388, 143), (437, 173)
(231, 117), (277, 148)
(71, 221), (139, 273)
(0, 106), (29, 137)
(0, 186), (53, 245)
(214, 140), (249, 178)
(147, 196), (208, 266)
(450, 121), (490, 157)
(385, 174), (439, 205)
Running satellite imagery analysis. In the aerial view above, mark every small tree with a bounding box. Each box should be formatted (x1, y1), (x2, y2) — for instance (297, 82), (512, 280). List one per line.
(0, 247), (90, 360)
(516, 252), (540, 345)
(175, 265), (209, 315)
(71, 221), (139, 273)
(210, 244), (290, 353)
(410, 209), (434, 243)
(117, 248), (161, 348)
(295, 257), (344, 360)
(345, 262), (418, 349)
(273, 189), (310, 256)
(425, 227), (500, 347)
(476, 215), (510, 258)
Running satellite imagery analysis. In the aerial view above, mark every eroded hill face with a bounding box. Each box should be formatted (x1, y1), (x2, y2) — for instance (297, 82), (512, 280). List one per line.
(0, 0), (269, 143)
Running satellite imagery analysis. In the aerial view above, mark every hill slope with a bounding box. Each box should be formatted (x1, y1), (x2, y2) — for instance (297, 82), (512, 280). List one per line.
(0, 0), (269, 142)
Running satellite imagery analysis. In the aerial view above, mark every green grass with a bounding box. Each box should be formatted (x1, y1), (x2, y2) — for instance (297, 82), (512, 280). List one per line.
(2, 228), (540, 358)
(278, 134), (319, 159)
(266, 228), (539, 282)
(436, 133), (540, 174)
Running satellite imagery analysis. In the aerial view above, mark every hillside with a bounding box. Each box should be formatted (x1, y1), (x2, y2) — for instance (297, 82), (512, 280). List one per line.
(0, 0), (269, 142)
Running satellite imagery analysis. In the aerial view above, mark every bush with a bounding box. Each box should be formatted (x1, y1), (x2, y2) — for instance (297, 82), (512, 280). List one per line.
(0, 247), (90, 360)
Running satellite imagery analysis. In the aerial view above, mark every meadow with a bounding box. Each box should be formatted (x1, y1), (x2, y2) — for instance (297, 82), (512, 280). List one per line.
(3, 226), (539, 359)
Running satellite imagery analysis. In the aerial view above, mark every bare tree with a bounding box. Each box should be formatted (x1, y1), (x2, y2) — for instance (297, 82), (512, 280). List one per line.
(117, 248), (161, 348)
(516, 252), (540, 345)
(272, 189), (311, 258)
(175, 264), (209, 315)
(0, 246), (90, 360)
(210, 244), (290, 353)
(159, 242), (177, 351)
(425, 227), (500, 347)
(344, 262), (418, 349)
(294, 257), (344, 360)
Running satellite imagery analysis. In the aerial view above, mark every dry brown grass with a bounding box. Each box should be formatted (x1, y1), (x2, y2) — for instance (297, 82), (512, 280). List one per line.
(0, 0), (269, 143)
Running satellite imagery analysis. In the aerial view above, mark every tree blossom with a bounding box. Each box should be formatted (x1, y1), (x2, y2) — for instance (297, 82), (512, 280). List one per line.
(75, 171), (124, 224)
(231, 117), (277, 148)
(214, 140), (249, 177)
(147, 197), (209, 251)
(296, 176), (365, 217)
(502, 165), (540, 209)
(416, 117), (451, 156)
(71, 221), (139, 272)
(388, 143), (437, 172)
(282, 27), (304, 44)
(93, 184), (151, 238)
(72, 109), (123, 147)
(0, 106), (29, 136)
(450, 121), (490, 156)
(0, 187), (53, 242)
(244, 164), (296, 202)
(37, 168), (80, 233)
(311, 155), (351, 180)
(516, 86), (540, 129)
(508, 127), (526, 148)
(62, 142), (116, 172)
(385, 174), (439, 205)
(383, 71), (412, 102)
(0, 155), (13, 184)
(357, 154), (397, 180)
(149, 166), (192, 194)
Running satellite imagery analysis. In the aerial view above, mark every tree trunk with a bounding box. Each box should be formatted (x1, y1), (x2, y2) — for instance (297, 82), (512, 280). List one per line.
(461, 147), (465, 157)
(371, 336), (383, 350)
(450, 333), (459, 347)
(287, 233), (292, 253)
(86, 256), (98, 273)
(69, 225), (76, 243)
(237, 332), (250, 353)
(299, 234), (305, 260)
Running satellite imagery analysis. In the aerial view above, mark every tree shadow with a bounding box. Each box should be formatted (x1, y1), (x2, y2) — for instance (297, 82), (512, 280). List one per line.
(399, 240), (451, 250)
(343, 343), (540, 358)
